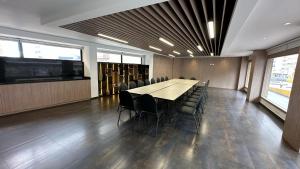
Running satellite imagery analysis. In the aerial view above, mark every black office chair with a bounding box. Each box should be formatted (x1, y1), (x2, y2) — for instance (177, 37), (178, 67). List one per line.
(176, 96), (203, 134)
(190, 77), (196, 80)
(117, 91), (138, 126)
(151, 78), (156, 84)
(129, 81), (137, 89)
(138, 94), (163, 136)
(137, 80), (144, 87)
(119, 83), (128, 92)
(161, 77), (165, 82)
(179, 76), (185, 79)
(144, 79), (150, 86)
(165, 76), (169, 81)
(156, 77), (161, 83)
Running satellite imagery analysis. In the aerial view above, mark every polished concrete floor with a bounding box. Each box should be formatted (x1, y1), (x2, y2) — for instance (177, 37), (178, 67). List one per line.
(0, 88), (299, 169)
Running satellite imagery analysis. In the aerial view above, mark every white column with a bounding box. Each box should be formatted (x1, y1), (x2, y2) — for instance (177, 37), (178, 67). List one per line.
(82, 44), (99, 98)
(144, 53), (154, 79)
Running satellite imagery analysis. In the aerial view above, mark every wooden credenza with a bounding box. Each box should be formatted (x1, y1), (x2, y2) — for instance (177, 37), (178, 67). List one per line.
(0, 80), (91, 116)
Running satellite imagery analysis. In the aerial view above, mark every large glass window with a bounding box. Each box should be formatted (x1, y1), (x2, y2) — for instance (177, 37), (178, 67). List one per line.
(97, 52), (121, 63)
(122, 55), (141, 64)
(0, 39), (20, 58)
(262, 54), (298, 111)
(22, 42), (81, 61)
(245, 61), (252, 88)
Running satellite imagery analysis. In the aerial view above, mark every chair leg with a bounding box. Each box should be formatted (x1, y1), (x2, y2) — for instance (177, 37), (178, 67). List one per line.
(155, 116), (160, 136)
(193, 115), (199, 134)
(117, 108), (122, 127)
(129, 110), (132, 119)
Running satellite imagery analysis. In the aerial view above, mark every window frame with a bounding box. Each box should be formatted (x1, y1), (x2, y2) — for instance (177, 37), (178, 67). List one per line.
(261, 53), (299, 112)
(21, 40), (82, 61)
(0, 36), (83, 61)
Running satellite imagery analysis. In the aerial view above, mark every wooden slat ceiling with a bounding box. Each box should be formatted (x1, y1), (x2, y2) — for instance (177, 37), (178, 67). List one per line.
(61, 0), (237, 57)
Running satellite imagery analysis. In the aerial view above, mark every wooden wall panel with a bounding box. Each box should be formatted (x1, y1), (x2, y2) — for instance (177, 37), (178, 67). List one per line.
(0, 80), (91, 116)
(172, 57), (241, 89)
(153, 54), (173, 79)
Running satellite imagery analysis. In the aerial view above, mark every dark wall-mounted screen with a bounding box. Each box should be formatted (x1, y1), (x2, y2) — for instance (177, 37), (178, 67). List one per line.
(0, 57), (84, 83)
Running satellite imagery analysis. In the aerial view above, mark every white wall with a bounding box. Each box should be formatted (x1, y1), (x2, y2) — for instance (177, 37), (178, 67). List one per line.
(0, 5), (154, 98)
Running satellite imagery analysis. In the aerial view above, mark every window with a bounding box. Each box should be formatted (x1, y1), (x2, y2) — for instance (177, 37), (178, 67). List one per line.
(97, 52), (121, 63)
(0, 39), (20, 58)
(261, 54), (299, 111)
(22, 42), (81, 61)
(245, 61), (252, 88)
(122, 55), (142, 64)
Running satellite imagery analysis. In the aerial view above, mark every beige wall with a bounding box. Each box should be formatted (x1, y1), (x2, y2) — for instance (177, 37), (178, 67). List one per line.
(237, 57), (248, 90)
(247, 50), (267, 102)
(153, 55), (242, 90)
(153, 54), (173, 79)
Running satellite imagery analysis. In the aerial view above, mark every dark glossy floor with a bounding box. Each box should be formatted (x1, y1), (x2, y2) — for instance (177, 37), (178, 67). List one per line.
(0, 88), (299, 169)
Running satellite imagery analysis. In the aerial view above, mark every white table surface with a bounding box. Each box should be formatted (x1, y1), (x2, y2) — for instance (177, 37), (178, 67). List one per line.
(127, 79), (199, 100)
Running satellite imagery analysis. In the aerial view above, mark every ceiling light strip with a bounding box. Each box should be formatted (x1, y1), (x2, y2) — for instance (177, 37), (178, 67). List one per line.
(149, 45), (162, 51)
(207, 21), (215, 39)
(159, 37), (174, 46)
(197, 45), (204, 51)
(187, 50), (193, 54)
(173, 51), (181, 55)
(98, 33), (128, 44)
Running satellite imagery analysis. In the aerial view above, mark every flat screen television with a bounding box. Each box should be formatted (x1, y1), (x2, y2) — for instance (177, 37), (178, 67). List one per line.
(0, 57), (84, 83)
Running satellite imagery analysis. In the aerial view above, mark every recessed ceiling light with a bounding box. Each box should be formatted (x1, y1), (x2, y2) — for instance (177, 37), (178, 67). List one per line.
(197, 45), (204, 51)
(159, 37), (174, 46)
(187, 50), (193, 54)
(263, 37), (267, 40)
(190, 54), (194, 57)
(149, 45), (162, 51)
(284, 22), (291, 26)
(173, 51), (181, 55)
(98, 33), (128, 44)
(207, 21), (215, 39)
(210, 53), (214, 56)
(169, 54), (175, 57)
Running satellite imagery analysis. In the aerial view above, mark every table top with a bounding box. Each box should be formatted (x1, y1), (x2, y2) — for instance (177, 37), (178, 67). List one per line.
(127, 79), (199, 100)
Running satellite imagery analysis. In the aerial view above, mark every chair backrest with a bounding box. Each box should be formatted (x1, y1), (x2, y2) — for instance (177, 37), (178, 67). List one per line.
(156, 78), (161, 83)
(190, 77), (196, 80)
(139, 94), (157, 114)
(206, 80), (210, 87)
(179, 76), (185, 79)
(144, 79), (150, 86)
(151, 78), (156, 84)
(129, 81), (137, 89)
(165, 76), (168, 81)
(119, 83), (128, 92)
(137, 80), (144, 87)
(161, 77), (165, 82)
(119, 91), (134, 110)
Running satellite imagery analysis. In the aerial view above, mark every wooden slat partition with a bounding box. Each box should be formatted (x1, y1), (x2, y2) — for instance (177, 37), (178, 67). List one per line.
(0, 80), (91, 116)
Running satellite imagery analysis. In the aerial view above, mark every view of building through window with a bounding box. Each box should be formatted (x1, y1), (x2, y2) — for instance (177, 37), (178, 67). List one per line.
(262, 54), (298, 111)
(22, 42), (81, 61)
(0, 39), (20, 57)
(97, 52), (142, 64)
(122, 55), (142, 64)
(97, 52), (122, 63)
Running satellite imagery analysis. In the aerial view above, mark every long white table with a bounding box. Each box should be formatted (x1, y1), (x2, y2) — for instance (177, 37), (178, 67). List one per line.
(127, 79), (199, 101)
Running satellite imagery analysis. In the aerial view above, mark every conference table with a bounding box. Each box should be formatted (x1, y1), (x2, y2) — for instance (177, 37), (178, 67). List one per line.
(127, 79), (199, 101)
